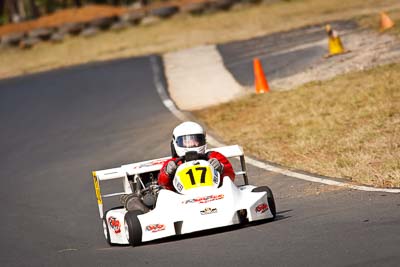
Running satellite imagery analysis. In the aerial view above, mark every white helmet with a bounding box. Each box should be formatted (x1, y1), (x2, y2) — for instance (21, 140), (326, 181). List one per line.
(171, 121), (207, 157)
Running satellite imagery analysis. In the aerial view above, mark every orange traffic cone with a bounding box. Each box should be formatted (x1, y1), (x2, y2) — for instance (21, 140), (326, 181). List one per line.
(325, 24), (349, 58)
(253, 58), (270, 94)
(380, 12), (395, 31)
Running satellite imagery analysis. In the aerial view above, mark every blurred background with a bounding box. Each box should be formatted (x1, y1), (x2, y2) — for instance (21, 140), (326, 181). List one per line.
(1, 0), (146, 24)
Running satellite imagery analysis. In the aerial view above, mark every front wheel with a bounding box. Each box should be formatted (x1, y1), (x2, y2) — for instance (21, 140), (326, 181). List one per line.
(252, 186), (276, 219)
(102, 217), (112, 245)
(124, 210), (143, 246)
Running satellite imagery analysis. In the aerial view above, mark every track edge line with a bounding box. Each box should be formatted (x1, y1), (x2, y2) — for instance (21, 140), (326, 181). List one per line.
(150, 55), (400, 194)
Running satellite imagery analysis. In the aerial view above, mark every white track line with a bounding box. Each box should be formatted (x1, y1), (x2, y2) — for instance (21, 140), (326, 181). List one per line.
(150, 56), (400, 194)
(150, 56), (186, 121)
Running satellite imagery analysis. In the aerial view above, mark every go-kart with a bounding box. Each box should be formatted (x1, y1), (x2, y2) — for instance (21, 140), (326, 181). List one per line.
(92, 145), (276, 246)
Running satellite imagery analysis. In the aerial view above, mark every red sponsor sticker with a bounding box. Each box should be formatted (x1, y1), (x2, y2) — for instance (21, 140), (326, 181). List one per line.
(182, 194), (224, 204)
(133, 159), (169, 169)
(108, 216), (121, 234)
(255, 203), (268, 214)
(146, 224), (166, 233)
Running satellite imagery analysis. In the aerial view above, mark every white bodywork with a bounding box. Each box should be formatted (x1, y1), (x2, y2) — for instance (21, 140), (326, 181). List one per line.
(93, 145), (273, 245)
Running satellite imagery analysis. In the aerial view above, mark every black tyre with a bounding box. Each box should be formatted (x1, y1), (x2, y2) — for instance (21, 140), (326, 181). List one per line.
(237, 209), (248, 224)
(1, 32), (24, 46)
(89, 16), (116, 30)
(50, 32), (64, 43)
(58, 22), (84, 35)
(81, 27), (99, 38)
(210, 0), (235, 11)
(252, 186), (276, 219)
(124, 210), (144, 246)
(28, 28), (53, 40)
(102, 217), (112, 246)
(19, 37), (40, 49)
(181, 2), (208, 15)
(110, 21), (129, 31)
(150, 6), (179, 18)
(120, 11), (145, 24)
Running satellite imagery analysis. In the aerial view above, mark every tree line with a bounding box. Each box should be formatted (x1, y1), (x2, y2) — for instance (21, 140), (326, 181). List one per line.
(0, 0), (144, 24)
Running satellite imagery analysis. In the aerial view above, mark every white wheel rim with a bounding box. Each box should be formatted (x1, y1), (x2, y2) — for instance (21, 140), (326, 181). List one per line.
(124, 219), (130, 241)
(102, 220), (108, 240)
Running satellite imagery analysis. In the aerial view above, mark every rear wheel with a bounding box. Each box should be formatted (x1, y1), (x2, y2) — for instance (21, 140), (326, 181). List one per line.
(237, 209), (248, 224)
(124, 210), (144, 246)
(252, 186), (276, 219)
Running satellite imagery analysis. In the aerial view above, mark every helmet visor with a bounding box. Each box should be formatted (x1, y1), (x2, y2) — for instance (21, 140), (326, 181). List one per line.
(176, 134), (206, 148)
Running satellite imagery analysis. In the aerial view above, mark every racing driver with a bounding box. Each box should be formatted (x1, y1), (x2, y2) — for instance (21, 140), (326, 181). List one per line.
(158, 121), (235, 191)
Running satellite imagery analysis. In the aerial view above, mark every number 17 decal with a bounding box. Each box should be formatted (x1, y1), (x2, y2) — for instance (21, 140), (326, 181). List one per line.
(186, 167), (207, 185)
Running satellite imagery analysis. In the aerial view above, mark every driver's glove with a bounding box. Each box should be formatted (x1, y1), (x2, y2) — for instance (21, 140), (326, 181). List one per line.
(166, 161), (177, 177)
(209, 158), (223, 174)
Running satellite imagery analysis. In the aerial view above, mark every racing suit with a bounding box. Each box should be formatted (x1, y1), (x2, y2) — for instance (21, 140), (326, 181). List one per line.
(158, 151), (235, 191)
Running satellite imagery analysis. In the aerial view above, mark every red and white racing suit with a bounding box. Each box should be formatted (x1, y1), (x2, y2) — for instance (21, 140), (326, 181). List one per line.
(158, 151), (235, 191)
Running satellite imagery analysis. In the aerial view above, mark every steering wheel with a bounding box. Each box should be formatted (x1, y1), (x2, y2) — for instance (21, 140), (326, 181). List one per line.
(174, 151), (208, 165)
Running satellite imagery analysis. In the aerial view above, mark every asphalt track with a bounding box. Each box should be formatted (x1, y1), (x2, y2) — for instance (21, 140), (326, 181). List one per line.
(217, 20), (358, 86)
(1, 54), (400, 266)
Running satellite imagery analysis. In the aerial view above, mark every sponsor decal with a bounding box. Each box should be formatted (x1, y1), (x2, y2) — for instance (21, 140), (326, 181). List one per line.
(108, 216), (121, 234)
(200, 207), (217, 215)
(146, 224), (166, 233)
(182, 194), (224, 204)
(132, 159), (168, 169)
(255, 203), (269, 214)
(176, 182), (183, 192)
(213, 170), (219, 184)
